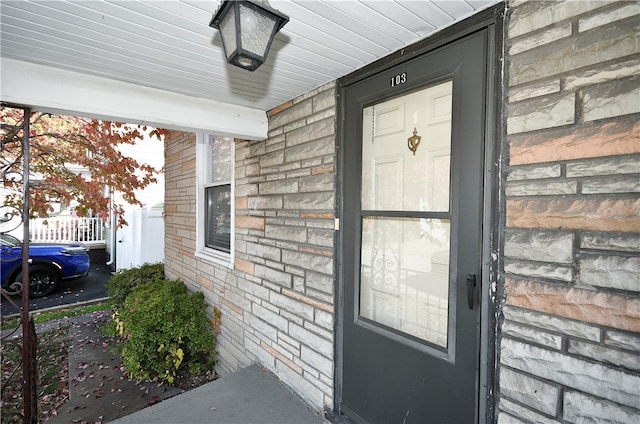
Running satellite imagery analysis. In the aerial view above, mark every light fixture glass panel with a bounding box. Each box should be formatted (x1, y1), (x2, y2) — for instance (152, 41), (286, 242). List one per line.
(220, 6), (237, 60)
(239, 3), (276, 58)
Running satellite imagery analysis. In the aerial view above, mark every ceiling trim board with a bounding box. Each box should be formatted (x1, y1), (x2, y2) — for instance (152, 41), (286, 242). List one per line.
(0, 58), (268, 140)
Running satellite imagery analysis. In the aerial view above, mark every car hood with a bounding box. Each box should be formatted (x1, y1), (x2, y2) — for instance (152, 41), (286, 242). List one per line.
(28, 242), (90, 252)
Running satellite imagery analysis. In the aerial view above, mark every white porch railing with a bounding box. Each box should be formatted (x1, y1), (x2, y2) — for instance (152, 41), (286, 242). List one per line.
(29, 217), (105, 246)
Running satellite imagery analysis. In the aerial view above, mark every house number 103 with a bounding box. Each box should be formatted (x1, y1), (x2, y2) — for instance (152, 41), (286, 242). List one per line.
(390, 73), (407, 87)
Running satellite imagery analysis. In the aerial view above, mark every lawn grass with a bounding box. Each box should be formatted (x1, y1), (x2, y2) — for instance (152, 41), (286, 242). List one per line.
(1, 302), (109, 331)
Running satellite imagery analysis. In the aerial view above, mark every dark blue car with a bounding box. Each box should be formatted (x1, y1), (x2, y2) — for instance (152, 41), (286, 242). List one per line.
(0, 233), (90, 298)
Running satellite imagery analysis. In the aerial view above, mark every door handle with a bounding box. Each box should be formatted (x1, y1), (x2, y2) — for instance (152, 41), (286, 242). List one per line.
(467, 273), (477, 310)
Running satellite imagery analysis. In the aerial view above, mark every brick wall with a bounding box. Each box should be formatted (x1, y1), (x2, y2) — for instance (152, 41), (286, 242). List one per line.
(164, 82), (337, 412)
(164, 130), (198, 283)
(499, 1), (640, 422)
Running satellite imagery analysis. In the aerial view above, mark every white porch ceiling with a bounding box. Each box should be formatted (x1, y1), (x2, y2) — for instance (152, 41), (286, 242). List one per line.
(1, 0), (499, 125)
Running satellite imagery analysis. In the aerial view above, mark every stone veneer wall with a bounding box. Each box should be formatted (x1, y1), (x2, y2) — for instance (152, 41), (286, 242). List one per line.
(164, 82), (337, 412)
(164, 1), (640, 420)
(499, 1), (639, 423)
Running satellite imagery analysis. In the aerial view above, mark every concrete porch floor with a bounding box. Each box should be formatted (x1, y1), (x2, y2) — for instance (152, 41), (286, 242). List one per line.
(110, 364), (327, 424)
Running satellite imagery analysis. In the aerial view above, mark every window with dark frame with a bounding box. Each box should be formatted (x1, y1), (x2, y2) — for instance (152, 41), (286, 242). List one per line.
(201, 135), (233, 256)
(205, 184), (231, 252)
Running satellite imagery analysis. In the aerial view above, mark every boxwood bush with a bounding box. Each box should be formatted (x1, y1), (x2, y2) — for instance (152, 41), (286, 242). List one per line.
(110, 276), (216, 384)
(106, 262), (165, 310)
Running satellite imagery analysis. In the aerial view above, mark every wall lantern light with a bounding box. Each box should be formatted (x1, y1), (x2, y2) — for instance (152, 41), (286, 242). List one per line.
(209, 0), (289, 72)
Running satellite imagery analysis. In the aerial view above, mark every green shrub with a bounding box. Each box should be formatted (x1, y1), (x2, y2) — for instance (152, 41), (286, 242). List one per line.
(106, 263), (164, 311)
(115, 278), (216, 384)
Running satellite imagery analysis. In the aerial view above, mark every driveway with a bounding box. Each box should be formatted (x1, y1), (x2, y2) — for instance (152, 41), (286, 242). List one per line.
(1, 249), (113, 317)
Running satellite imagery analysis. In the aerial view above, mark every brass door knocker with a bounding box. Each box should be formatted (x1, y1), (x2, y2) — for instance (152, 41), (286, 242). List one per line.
(408, 127), (421, 155)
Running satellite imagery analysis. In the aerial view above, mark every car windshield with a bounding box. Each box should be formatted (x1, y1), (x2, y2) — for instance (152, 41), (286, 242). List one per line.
(0, 234), (22, 248)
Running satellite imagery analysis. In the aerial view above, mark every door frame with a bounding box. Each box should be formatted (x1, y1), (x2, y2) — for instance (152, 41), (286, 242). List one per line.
(332, 4), (505, 422)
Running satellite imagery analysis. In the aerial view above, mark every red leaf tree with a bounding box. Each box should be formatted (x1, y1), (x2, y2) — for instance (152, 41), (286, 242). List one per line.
(1, 106), (165, 228)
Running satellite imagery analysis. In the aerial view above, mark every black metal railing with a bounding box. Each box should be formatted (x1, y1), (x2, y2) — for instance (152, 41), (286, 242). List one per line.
(1, 104), (38, 423)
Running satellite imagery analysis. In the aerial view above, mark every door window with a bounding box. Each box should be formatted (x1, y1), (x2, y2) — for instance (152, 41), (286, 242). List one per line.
(359, 81), (452, 348)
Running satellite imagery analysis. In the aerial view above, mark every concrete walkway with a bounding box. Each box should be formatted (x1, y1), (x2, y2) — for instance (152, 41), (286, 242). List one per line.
(59, 312), (326, 424)
(2, 254), (327, 423)
(110, 364), (327, 424)
(2, 310), (326, 424)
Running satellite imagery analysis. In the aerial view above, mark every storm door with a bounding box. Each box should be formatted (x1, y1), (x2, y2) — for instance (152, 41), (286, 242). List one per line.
(338, 30), (488, 424)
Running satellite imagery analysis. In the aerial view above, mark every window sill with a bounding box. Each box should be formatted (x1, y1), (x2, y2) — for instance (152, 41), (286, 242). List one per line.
(195, 248), (233, 269)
